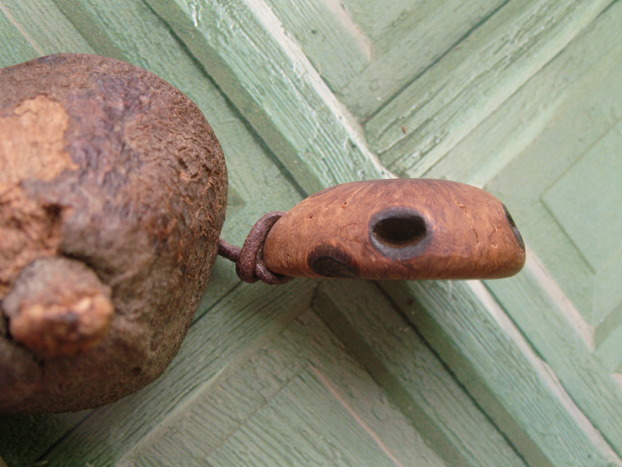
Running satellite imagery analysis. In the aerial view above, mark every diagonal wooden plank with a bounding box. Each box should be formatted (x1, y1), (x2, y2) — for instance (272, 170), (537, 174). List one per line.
(264, 0), (508, 119)
(366, 0), (614, 177)
(411, 30), (622, 465)
(487, 259), (622, 459)
(146, 0), (391, 196)
(0, 0), (93, 61)
(0, 4), (41, 65)
(359, 2), (622, 458)
(263, 0), (373, 93)
(36, 280), (316, 465)
(421, 0), (622, 191)
(338, 0), (508, 119)
(441, 3), (622, 452)
(314, 280), (526, 466)
(382, 276), (621, 466)
(422, 0), (622, 322)
(122, 310), (442, 466)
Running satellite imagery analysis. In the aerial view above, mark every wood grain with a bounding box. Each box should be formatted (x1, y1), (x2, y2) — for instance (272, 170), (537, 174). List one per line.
(264, 0), (507, 119)
(426, 2), (622, 456)
(37, 281), (316, 465)
(122, 309), (443, 466)
(0, 0), (92, 59)
(314, 280), (525, 466)
(382, 277), (621, 465)
(366, 0), (614, 177)
(146, 0), (389, 196)
(264, 179), (525, 280)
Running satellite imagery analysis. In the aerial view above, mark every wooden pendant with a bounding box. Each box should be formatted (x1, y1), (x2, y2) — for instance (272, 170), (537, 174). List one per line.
(262, 179), (525, 280)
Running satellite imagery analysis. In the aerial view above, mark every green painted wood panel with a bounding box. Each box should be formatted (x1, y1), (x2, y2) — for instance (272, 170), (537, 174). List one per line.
(32, 282), (317, 465)
(0, 0), (93, 62)
(486, 68), (622, 457)
(366, 0), (614, 176)
(122, 309), (444, 466)
(313, 281), (524, 466)
(1, 0), (621, 465)
(421, 2), (622, 458)
(383, 279), (620, 465)
(263, 0), (507, 119)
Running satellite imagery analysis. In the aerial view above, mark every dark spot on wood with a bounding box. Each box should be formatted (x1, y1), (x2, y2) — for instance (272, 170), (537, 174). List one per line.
(503, 204), (525, 251)
(308, 245), (360, 278)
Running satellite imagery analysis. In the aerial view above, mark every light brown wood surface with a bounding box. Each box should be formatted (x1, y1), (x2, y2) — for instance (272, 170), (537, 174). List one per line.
(264, 179), (525, 280)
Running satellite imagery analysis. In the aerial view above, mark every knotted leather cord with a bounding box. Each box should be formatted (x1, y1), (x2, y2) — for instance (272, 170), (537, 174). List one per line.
(217, 211), (292, 285)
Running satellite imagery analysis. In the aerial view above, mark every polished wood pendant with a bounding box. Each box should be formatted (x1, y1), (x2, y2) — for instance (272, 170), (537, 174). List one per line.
(263, 179), (525, 280)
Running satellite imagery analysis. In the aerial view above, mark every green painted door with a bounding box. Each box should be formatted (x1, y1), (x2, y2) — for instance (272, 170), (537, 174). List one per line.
(1, 0), (621, 465)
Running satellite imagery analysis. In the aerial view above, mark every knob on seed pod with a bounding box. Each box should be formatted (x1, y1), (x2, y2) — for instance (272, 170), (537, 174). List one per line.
(0, 54), (525, 414)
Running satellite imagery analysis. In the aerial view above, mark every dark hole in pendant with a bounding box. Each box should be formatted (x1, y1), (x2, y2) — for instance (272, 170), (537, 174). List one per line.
(369, 207), (428, 261)
(503, 204), (525, 251)
(371, 210), (427, 249)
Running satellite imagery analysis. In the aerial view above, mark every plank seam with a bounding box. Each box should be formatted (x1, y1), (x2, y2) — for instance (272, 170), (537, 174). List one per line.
(373, 283), (530, 466)
(364, 0), (511, 124)
(0, 3), (45, 55)
(371, 0), (617, 178)
(241, 0), (394, 181)
(309, 365), (405, 467)
(311, 283), (525, 466)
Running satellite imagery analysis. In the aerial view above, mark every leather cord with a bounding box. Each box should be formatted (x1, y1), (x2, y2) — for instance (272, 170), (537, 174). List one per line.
(217, 212), (292, 285)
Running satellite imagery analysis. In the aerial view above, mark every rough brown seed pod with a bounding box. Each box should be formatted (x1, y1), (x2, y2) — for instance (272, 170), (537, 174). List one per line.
(0, 54), (227, 413)
(263, 179), (525, 280)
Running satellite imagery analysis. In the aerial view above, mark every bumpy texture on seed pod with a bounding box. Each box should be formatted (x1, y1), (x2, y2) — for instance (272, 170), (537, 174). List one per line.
(0, 54), (227, 413)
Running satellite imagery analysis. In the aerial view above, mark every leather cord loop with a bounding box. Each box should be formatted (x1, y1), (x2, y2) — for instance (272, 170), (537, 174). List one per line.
(217, 212), (291, 285)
